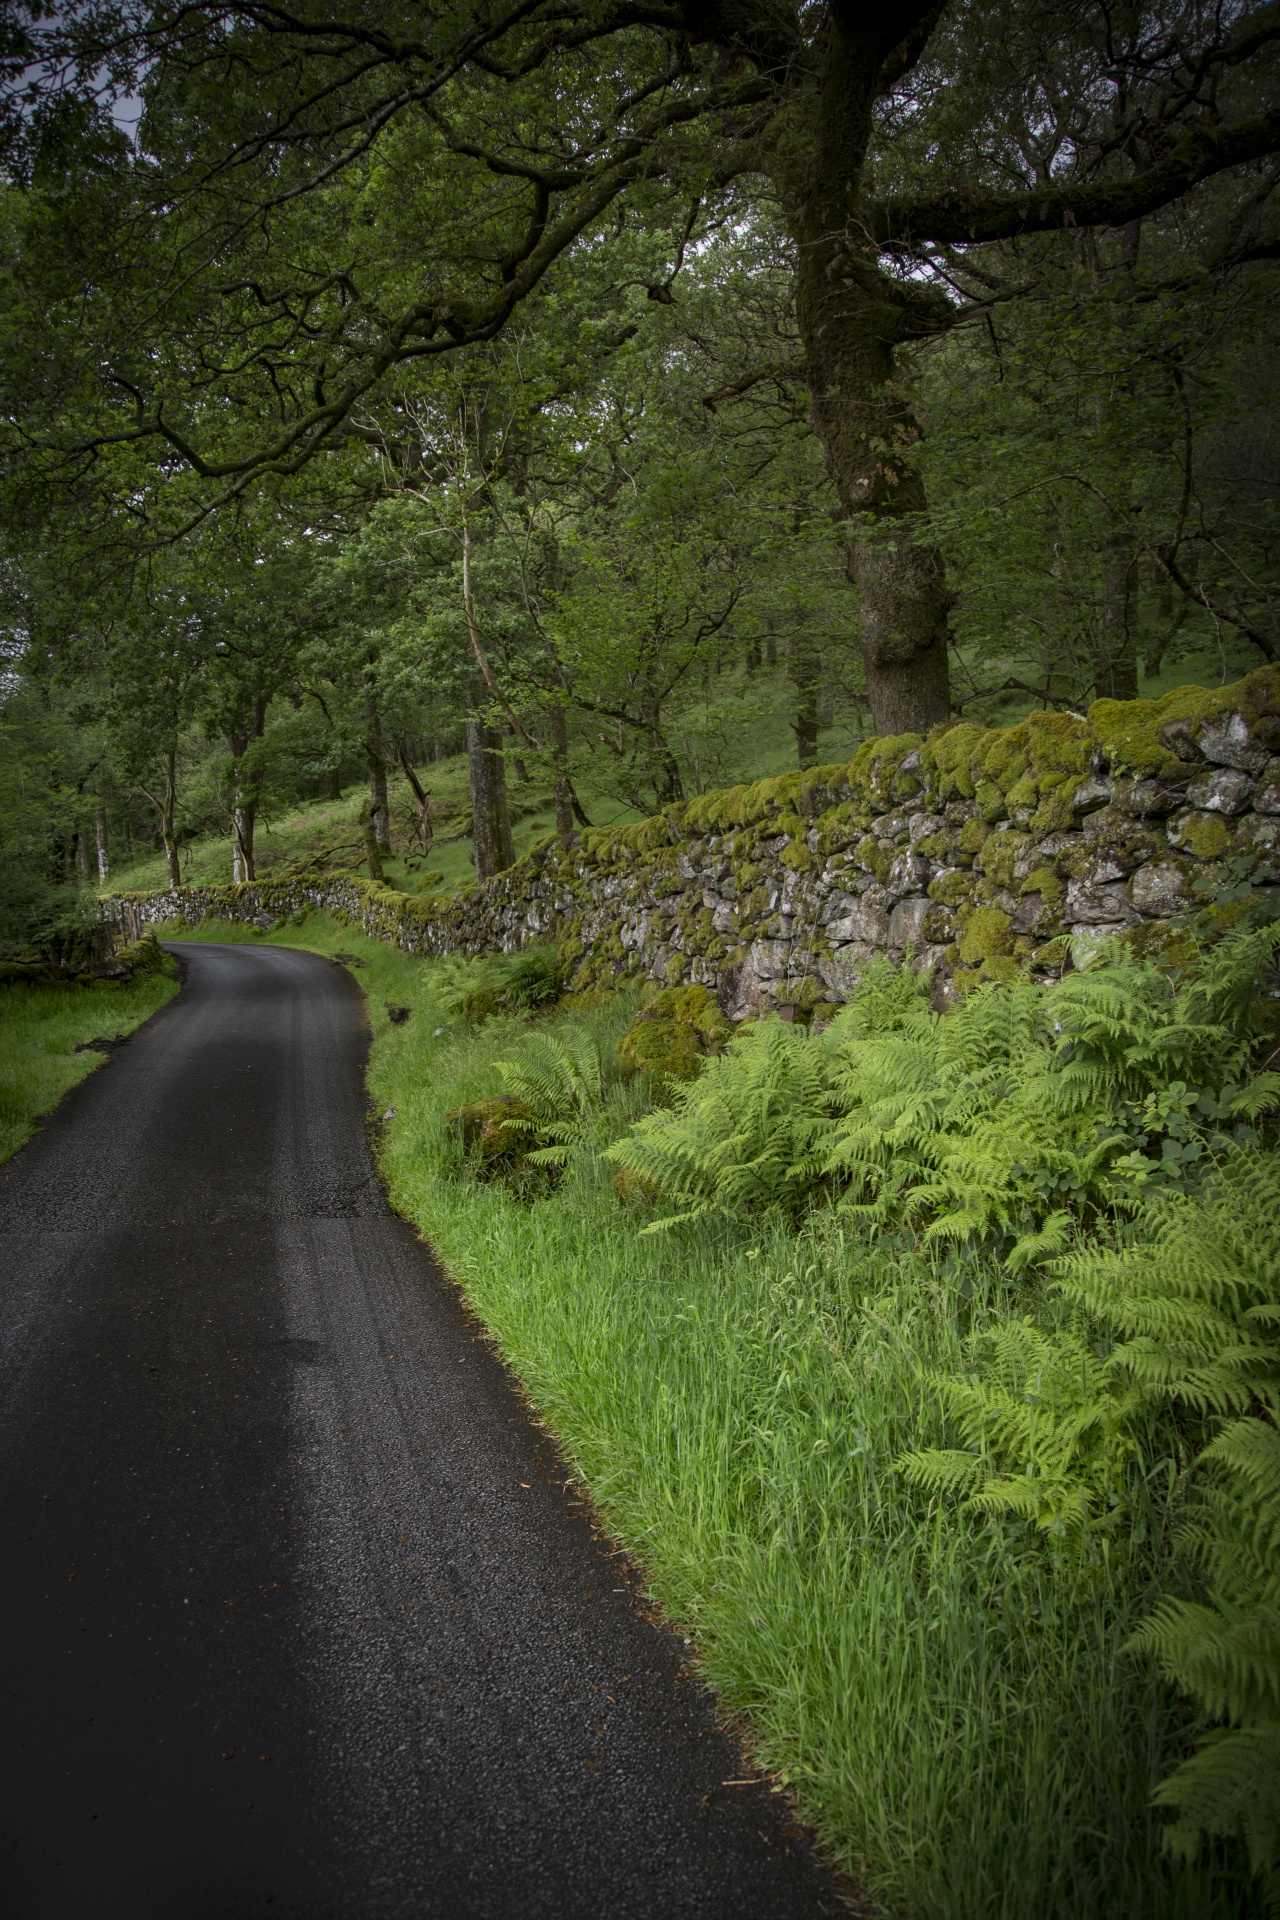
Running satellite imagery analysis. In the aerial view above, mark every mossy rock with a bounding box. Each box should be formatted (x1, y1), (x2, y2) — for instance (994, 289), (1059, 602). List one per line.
(1031, 935), (1071, 971)
(929, 869), (976, 909)
(1089, 665), (1280, 778)
(980, 831), (1031, 890)
(461, 986), (505, 1027)
(615, 1016), (706, 1088)
(637, 983), (731, 1048)
(959, 816), (991, 855)
(975, 780), (1006, 823)
(1019, 865), (1065, 909)
(1031, 784), (1079, 833)
(442, 1095), (536, 1171)
(1170, 810), (1232, 861)
(614, 982), (731, 1089)
(959, 906), (1015, 965)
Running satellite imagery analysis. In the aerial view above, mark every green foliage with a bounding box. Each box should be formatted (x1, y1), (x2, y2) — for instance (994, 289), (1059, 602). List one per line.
(605, 1017), (832, 1230)
(494, 1029), (607, 1167)
(909, 1153), (1280, 1900)
(609, 924), (1279, 1256)
(898, 1318), (1145, 1546)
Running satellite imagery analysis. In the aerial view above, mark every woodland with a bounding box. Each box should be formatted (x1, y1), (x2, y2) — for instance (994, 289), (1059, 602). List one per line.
(0, 4), (1279, 1916)
(0, 0), (1277, 939)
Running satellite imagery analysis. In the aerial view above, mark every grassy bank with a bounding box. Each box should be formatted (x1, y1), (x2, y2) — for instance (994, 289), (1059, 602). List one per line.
(0, 966), (180, 1164)
(170, 913), (1264, 1918)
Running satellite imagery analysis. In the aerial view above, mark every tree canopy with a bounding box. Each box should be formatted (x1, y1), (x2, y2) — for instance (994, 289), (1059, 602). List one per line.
(0, 2), (1277, 944)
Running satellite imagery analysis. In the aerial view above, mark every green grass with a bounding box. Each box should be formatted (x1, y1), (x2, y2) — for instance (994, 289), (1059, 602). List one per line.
(0, 968), (180, 1164)
(168, 911), (1256, 1918)
(108, 758), (651, 895)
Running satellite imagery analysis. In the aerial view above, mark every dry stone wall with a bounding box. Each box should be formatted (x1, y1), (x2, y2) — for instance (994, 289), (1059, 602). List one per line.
(107, 667), (1280, 1017)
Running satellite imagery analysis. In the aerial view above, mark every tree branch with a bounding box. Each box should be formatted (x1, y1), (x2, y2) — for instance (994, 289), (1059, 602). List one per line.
(875, 107), (1280, 246)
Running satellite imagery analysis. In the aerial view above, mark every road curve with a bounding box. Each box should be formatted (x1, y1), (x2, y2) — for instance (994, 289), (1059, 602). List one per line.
(0, 941), (841, 1919)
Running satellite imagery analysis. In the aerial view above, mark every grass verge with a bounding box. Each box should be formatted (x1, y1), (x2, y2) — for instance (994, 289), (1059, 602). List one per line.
(169, 914), (1256, 1919)
(0, 964), (180, 1164)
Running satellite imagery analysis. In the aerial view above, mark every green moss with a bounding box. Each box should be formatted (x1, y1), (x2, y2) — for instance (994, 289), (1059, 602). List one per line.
(929, 869), (975, 909)
(1089, 665), (1280, 777)
(981, 832), (1031, 890)
(959, 816), (991, 855)
(1031, 936), (1071, 971)
(975, 780), (1006, 823)
(959, 906), (1014, 965)
(980, 954), (1023, 985)
(981, 730), (1029, 788)
(1171, 810), (1232, 860)
(442, 1095), (537, 1176)
(615, 983), (730, 1089)
(1018, 866), (1066, 910)
(1004, 774), (1040, 812)
(1031, 784), (1078, 832)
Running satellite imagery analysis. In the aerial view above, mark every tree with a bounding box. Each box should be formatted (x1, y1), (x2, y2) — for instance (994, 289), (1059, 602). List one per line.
(5, 1), (1278, 735)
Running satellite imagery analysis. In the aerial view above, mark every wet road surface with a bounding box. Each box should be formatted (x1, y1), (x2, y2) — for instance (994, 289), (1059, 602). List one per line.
(0, 941), (842, 1918)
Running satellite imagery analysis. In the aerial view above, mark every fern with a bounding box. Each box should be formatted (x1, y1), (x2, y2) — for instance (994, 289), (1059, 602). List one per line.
(909, 1153), (1280, 1898)
(604, 923), (1279, 1259)
(603, 1017), (833, 1230)
(494, 1030), (605, 1166)
(819, 921), (1280, 1261)
(898, 1318), (1145, 1545)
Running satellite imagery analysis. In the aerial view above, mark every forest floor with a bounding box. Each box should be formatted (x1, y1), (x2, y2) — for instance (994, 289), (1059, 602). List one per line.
(0, 968), (180, 1164)
(155, 912), (1259, 1920)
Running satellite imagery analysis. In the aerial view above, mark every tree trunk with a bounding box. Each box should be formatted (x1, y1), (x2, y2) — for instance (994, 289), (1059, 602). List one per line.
(365, 691), (391, 856)
(141, 749), (182, 887)
(1097, 543), (1140, 699)
(363, 801), (385, 884)
(231, 804), (255, 884)
(228, 706), (264, 884)
(94, 805), (109, 883)
(781, 23), (954, 737)
(548, 704), (575, 839)
(466, 715), (515, 879)
(789, 635), (822, 767)
(76, 831), (94, 882)
(395, 737), (434, 852)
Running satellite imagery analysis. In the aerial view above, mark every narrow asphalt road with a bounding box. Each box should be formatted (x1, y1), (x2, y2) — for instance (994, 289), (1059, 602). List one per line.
(1, 942), (842, 1919)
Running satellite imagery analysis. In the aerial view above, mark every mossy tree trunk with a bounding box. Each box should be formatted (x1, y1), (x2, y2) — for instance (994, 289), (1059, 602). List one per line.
(466, 715), (515, 879)
(364, 686), (392, 857)
(779, 13), (955, 738)
(228, 704), (264, 884)
(548, 704), (574, 839)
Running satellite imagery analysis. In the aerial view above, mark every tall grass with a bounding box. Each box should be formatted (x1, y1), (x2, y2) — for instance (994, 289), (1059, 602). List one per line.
(183, 913), (1255, 1916)
(0, 971), (179, 1163)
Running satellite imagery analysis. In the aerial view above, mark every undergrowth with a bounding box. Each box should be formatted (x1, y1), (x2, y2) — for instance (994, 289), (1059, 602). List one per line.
(170, 910), (1273, 1917)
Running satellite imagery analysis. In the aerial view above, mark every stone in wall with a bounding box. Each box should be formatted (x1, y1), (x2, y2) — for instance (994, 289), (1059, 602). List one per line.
(105, 666), (1280, 1019)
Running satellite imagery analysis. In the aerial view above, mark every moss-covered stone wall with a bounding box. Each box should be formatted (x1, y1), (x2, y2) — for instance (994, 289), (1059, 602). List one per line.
(106, 667), (1280, 1016)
